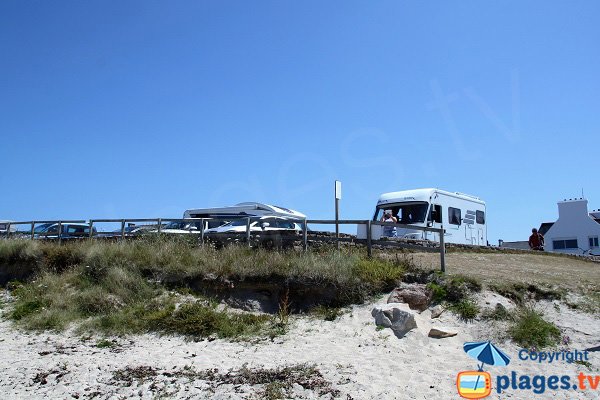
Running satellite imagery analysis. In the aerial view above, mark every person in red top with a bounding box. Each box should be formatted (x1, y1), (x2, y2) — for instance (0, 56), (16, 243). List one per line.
(529, 228), (545, 250)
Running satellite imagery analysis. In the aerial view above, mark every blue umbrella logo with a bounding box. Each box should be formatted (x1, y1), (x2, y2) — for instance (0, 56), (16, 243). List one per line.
(462, 341), (511, 396)
(464, 341), (511, 371)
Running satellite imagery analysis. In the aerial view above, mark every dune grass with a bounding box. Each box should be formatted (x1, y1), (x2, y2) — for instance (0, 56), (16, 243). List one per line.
(509, 307), (561, 348)
(1, 237), (407, 337)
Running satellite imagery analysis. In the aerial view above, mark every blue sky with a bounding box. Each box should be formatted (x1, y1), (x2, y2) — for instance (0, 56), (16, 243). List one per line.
(1, 1), (598, 242)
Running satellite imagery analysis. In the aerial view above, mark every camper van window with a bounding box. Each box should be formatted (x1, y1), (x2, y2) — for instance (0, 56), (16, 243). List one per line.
(428, 204), (442, 223)
(476, 210), (485, 224)
(449, 207), (462, 225)
(375, 202), (429, 224)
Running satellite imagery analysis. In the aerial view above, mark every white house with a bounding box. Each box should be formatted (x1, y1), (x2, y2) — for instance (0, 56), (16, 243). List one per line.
(543, 198), (600, 256)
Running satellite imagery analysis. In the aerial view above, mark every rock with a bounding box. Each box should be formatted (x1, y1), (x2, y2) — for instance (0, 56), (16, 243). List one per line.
(387, 283), (433, 311)
(372, 303), (418, 338)
(428, 327), (458, 338)
(430, 305), (444, 319)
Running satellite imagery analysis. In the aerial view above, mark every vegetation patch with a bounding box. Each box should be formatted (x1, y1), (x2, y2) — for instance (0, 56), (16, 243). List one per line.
(111, 363), (339, 398)
(481, 303), (514, 321)
(509, 307), (561, 348)
(2, 238), (407, 337)
(412, 270), (483, 321)
(489, 283), (563, 305)
(310, 305), (344, 321)
(448, 298), (480, 322)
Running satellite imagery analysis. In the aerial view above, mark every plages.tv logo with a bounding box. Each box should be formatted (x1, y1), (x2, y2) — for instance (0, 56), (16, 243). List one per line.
(456, 341), (511, 399)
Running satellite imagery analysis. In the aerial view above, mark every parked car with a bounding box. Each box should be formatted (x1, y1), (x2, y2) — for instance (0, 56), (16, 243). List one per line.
(155, 220), (205, 234)
(204, 216), (302, 234)
(0, 220), (17, 235)
(35, 223), (96, 239)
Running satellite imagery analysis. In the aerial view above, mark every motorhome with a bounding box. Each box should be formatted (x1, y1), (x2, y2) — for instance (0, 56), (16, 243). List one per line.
(357, 188), (487, 245)
(183, 202), (306, 230)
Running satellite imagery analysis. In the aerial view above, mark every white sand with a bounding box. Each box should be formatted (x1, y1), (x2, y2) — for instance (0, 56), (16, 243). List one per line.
(0, 291), (598, 399)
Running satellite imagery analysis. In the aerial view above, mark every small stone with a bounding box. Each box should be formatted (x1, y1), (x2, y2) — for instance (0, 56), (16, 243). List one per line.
(428, 327), (458, 338)
(430, 305), (444, 319)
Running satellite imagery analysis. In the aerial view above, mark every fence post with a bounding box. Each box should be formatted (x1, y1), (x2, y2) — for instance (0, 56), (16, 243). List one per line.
(302, 218), (308, 251)
(121, 219), (126, 240)
(246, 217), (251, 247)
(6, 223), (11, 239)
(200, 218), (204, 247)
(157, 218), (162, 234)
(439, 226), (446, 273)
(58, 221), (62, 245)
(31, 221), (35, 240)
(367, 220), (372, 257)
(89, 220), (94, 239)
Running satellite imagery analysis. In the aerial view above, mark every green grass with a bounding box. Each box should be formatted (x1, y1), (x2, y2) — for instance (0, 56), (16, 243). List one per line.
(1, 237), (408, 337)
(310, 305), (344, 321)
(509, 307), (561, 348)
(481, 303), (514, 321)
(488, 283), (564, 305)
(448, 298), (480, 322)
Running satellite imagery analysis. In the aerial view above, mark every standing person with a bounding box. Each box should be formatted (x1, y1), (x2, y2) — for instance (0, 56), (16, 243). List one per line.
(528, 228), (545, 250)
(381, 210), (398, 237)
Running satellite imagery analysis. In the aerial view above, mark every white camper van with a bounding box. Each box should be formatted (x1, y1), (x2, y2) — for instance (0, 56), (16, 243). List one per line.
(357, 188), (487, 246)
(183, 202), (306, 231)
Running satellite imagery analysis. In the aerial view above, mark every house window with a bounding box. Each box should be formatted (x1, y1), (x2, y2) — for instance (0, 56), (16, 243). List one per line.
(476, 210), (485, 224)
(448, 207), (461, 225)
(590, 236), (599, 248)
(553, 239), (578, 250)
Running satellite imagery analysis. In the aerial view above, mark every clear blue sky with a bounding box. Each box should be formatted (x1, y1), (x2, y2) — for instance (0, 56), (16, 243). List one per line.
(1, 1), (598, 242)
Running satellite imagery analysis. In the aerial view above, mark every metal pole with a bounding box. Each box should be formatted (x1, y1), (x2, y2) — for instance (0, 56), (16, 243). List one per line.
(31, 221), (35, 240)
(302, 218), (308, 251)
(58, 221), (62, 245)
(335, 198), (340, 250)
(200, 218), (204, 247)
(439, 226), (446, 273)
(367, 220), (372, 257)
(246, 217), (251, 247)
(89, 220), (94, 239)
(121, 219), (126, 240)
(157, 218), (162, 234)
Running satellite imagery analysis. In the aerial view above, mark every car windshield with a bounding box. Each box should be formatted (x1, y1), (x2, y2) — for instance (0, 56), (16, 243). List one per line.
(221, 219), (250, 227)
(375, 202), (429, 224)
(165, 221), (187, 229)
(34, 223), (53, 233)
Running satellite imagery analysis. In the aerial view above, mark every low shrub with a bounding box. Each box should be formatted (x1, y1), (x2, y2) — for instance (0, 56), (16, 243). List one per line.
(148, 302), (271, 339)
(489, 283), (563, 305)
(509, 308), (561, 348)
(481, 303), (513, 321)
(448, 298), (480, 322)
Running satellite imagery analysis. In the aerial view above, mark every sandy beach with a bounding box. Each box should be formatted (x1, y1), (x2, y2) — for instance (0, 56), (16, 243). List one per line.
(1, 289), (598, 400)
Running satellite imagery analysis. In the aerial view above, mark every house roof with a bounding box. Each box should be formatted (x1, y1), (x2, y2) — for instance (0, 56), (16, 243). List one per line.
(538, 222), (554, 236)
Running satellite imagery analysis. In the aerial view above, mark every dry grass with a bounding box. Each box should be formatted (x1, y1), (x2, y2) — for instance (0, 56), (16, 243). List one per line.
(405, 251), (599, 293)
(1, 238), (408, 336)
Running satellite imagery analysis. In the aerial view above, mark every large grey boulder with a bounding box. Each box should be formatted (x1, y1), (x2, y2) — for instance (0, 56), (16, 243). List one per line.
(372, 303), (418, 338)
(387, 283), (433, 311)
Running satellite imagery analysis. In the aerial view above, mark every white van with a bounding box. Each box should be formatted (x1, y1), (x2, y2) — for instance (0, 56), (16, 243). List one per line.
(358, 188), (487, 246)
